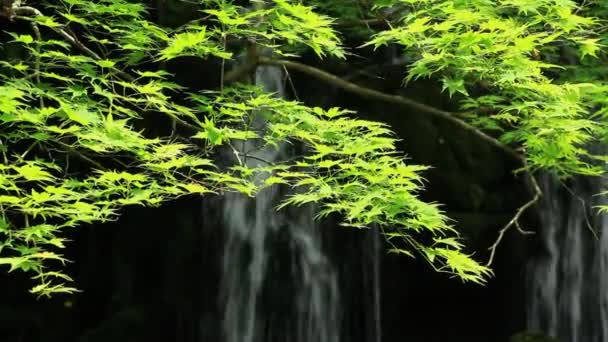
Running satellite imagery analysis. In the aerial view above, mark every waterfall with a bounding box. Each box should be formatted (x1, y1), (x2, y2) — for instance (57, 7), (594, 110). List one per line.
(220, 63), (340, 342)
(527, 173), (607, 341)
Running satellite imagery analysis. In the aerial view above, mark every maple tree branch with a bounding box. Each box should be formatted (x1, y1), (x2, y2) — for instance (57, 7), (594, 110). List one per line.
(256, 57), (544, 260)
(13, 6), (103, 60)
(7, 5), (202, 133)
(52, 141), (107, 171)
(256, 54), (545, 265)
(7, 3), (541, 247)
(257, 57), (523, 163)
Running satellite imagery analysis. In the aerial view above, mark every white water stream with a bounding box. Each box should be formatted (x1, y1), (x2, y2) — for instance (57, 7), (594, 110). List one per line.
(527, 174), (608, 341)
(220, 64), (340, 342)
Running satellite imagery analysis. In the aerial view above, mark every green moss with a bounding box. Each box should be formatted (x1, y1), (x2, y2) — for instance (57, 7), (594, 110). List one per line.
(510, 331), (559, 342)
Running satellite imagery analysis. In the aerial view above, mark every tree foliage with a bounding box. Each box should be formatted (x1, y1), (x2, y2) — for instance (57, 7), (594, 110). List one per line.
(0, 0), (606, 296)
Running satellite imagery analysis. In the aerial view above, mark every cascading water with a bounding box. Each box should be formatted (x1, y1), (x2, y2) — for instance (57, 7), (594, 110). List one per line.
(221, 63), (340, 342)
(527, 173), (608, 341)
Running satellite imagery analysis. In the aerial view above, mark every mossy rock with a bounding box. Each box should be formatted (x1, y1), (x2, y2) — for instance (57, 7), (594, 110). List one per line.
(510, 331), (559, 342)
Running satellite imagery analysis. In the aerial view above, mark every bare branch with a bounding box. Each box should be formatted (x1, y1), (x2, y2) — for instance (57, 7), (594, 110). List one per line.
(515, 220), (535, 235)
(486, 172), (542, 267)
(560, 179), (599, 240)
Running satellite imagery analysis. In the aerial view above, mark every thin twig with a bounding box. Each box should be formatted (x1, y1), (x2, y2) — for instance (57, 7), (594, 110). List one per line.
(515, 220), (535, 235)
(29, 21), (44, 108)
(20, 142), (38, 159)
(14, 7), (102, 59)
(64, 154), (70, 177)
(54, 141), (107, 171)
(486, 172), (542, 266)
(320, 60), (408, 107)
(0, 137), (8, 164)
(282, 64), (299, 101)
(239, 153), (272, 166)
(228, 143), (243, 166)
(220, 32), (227, 93)
(560, 179), (599, 240)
